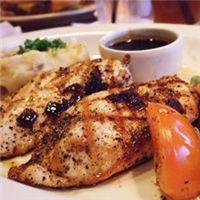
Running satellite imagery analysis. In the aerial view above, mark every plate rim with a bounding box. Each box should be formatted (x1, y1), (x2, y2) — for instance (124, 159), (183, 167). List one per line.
(1, 23), (200, 40)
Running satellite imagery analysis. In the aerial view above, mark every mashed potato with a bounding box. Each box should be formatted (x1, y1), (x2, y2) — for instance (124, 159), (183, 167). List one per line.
(0, 39), (89, 97)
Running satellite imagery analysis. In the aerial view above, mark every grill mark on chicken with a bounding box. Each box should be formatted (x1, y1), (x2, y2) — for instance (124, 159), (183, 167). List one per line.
(108, 90), (149, 166)
(107, 88), (147, 153)
(0, 59), (132, 158)
(7, 76), (199, 188)
(166, 98), (184, 114)
(111, 98), (131, 145)
(82, 98), (97, 178)
(103, 88), (131, 147)
(85, 66), (108, 95)
(107, 89), (146, 110)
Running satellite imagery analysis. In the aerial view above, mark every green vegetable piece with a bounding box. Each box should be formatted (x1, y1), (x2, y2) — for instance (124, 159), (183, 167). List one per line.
(36, 38), (50, 51)
(51, 39), (66, 49)
(24, 39), (34, 49)
(190, 75), (200, 86)
(17, 38), (66, 54)
(17, 46), (26, 54)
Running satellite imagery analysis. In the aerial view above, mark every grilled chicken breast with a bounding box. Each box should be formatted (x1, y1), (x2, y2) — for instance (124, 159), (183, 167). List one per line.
(0, 59), (132, 158)
(8, 76), (199, 188)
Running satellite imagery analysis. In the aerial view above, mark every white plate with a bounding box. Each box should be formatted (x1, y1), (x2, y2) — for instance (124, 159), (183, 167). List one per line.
(0, 23), (200, 200)
(0, 4), (95, 22)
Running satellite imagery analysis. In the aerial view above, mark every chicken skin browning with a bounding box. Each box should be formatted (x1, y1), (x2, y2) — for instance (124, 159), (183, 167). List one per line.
(8, 76), (199, 188)
(0, 59), (132, 158)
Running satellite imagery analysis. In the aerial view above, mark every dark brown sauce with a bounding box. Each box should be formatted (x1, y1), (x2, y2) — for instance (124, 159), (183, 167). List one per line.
(16, 108), (38, 128)
(45, 98), (75, 117)
(108, 37), (170, 51)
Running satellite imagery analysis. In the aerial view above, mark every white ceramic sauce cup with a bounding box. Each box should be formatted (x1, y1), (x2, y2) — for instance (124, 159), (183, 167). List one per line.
(99, 28), (183, 83)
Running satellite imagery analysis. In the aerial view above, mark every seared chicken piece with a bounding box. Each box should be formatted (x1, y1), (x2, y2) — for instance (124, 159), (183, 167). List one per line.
(0, 59), (132, 158)
(8, 76), (199, 187)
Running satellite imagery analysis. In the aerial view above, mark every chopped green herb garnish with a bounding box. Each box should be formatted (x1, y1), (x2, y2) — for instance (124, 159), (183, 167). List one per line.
(17, 38), (66, 54)
(190, 75), (200, 86)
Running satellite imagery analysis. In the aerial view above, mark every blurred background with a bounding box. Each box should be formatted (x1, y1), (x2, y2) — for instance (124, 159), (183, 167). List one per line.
(0, 0), (199, 32)
(152, 0), (200, 24)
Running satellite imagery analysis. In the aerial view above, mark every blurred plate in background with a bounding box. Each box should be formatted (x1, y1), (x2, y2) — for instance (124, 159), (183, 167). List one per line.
(0, 4), (96, 31)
